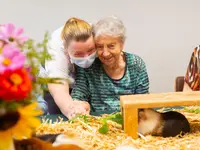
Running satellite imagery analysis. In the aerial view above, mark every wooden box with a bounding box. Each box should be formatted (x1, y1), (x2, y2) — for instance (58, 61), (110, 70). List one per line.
(120, 91), (200, 139)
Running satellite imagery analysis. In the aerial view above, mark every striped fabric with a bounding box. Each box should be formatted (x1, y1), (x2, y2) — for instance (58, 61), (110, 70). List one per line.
(71, 52), (149, 113)
(184, 45), (200, 90)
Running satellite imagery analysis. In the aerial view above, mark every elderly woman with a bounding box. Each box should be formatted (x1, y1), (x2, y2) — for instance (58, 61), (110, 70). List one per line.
(71, 16), (149, 113)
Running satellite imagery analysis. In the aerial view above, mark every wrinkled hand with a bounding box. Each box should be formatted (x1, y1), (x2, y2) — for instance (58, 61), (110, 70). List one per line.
(65, 100), (90, 120)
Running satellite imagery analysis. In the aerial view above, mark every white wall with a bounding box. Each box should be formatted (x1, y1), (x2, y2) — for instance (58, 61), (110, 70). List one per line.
(1, 0), (200, 93)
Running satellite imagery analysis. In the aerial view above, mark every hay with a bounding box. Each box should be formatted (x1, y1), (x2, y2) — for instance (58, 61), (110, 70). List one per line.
(36, 108), (200, 150)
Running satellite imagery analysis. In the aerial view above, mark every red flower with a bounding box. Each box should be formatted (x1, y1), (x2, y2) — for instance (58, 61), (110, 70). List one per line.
(0, 69), (32, 101)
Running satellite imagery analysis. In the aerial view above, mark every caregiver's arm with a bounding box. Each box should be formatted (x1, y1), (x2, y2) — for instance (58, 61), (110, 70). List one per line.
(45, 36), (85, 119)
(135, 56), (150, 94)
(48, 82), (73, 111)
(48, 82), (90, 119)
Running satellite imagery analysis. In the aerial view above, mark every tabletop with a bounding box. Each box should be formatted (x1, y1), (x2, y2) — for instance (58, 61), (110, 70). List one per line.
(39, 106), (184, 122)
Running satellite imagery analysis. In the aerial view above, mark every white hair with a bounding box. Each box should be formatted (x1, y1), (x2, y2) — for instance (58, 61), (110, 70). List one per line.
(92, 15), (126, 42)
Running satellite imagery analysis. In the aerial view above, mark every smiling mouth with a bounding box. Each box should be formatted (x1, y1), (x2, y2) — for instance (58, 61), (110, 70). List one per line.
(103, 57), (113, 62)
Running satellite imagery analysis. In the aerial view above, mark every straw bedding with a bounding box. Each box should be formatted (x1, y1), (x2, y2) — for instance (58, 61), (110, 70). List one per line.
(36, 107), (200, 150)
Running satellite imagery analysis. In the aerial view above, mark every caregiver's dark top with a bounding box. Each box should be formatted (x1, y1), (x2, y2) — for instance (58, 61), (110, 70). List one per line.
(71, 52), (149, 112)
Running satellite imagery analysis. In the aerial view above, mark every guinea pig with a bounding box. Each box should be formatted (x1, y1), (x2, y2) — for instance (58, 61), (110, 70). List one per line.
(14, 133), (84, 150)
(138, 108), (190, 137)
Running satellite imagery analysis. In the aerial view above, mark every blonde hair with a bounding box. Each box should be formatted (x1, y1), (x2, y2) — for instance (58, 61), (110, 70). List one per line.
(61, 17), (92, 48)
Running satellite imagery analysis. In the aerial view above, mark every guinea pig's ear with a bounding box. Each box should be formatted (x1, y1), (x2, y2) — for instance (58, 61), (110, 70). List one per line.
(138, 109), (147, 121)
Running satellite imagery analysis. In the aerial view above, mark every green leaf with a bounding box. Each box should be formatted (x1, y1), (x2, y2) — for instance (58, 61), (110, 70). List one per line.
(96, 112), (123, 134)
(184, 108), (200, 114)
(82, 115), (89, 123)
(107, 112), (123, 125)
(98, 121), (109, 134)
(68, 114), (89, 123)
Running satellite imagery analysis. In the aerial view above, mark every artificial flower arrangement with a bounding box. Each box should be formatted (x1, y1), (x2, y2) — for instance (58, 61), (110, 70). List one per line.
(0, 23), (62, 150)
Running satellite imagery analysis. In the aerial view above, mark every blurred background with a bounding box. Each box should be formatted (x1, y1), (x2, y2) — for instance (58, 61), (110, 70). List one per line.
(1, 0), (200, 93)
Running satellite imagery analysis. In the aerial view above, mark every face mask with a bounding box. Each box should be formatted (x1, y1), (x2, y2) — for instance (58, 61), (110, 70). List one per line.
(69, 51), (97, 68)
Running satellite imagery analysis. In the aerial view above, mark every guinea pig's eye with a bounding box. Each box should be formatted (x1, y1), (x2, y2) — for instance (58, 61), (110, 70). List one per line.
(19, 143), (26, 150)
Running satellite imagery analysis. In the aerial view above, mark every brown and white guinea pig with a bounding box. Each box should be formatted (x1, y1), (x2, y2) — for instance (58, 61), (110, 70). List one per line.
(138, 108), (190, 137)
(14, 133), (84, 150)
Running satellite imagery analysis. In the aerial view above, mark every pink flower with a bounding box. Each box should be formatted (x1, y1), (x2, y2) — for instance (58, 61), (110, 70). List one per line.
(0, 45), (25, 73)
(0, 24), (28, 46)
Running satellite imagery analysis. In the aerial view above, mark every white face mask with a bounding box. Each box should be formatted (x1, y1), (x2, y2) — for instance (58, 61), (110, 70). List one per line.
(69, 51), (97, 68)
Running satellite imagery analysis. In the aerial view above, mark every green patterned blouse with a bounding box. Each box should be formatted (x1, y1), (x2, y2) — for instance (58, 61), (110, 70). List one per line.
(71, 52), (149, 113)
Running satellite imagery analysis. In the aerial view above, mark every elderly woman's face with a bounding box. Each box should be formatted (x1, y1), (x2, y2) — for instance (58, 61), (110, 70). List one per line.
(95, 36), (123, 66)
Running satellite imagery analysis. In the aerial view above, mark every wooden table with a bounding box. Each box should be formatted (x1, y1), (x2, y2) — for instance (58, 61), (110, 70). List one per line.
(120, 91), (200, 139)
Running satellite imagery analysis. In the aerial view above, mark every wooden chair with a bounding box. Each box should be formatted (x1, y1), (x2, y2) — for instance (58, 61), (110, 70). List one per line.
(174, 76), (184, 92)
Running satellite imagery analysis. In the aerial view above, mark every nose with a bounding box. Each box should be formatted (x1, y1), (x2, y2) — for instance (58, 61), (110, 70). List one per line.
(102, 50), (110, 57)
(101, 46), (110, 56)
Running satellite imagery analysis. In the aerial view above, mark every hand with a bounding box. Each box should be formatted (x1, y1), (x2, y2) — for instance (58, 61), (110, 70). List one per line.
(63, 101), (90, 120)
(73, 100), (90, 115)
